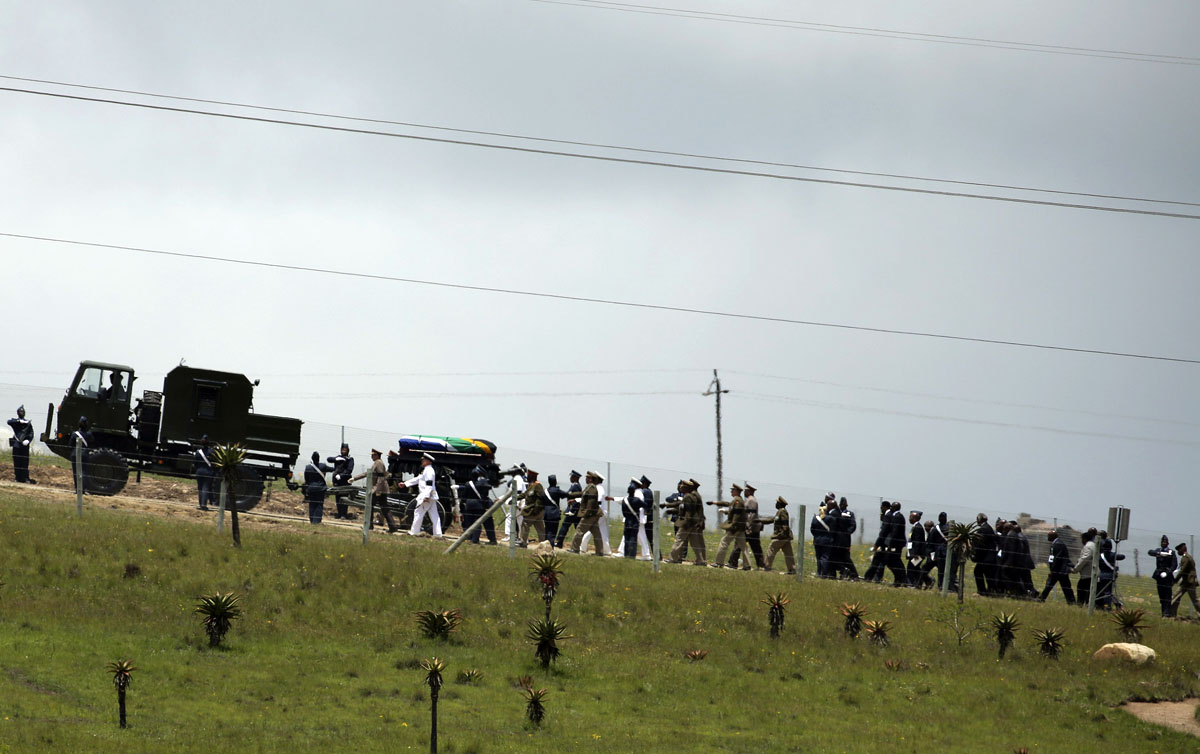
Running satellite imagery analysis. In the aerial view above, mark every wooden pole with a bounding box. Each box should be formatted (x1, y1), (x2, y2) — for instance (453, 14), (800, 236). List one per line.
(217, 479), (226, 533)
(796, 504), (807, 582)
(652, 490), (661, 574)
(444, 490), (512, 554)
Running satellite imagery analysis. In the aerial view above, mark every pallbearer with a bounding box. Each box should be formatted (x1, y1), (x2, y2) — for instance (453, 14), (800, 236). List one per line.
(518, 468), (546, 546)
(7, 405), (35, 484)
(328, 444), (355, 519)
(303, 451), (333, 524)
(405, 452), (443, 538)
(710, 483), (751, 570)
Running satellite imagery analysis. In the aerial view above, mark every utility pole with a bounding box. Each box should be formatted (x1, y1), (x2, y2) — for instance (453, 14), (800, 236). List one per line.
(702, 369), (730, 502)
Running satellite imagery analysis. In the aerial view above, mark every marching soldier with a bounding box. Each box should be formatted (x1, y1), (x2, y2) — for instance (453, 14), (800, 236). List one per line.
(7, 405), (35, 483)
(905, 510), (932, 588)
(553, 470), (584, 548)
(834, 497), (858, 579)
(193, 434), (216, 511)
(972, 513), (999, 595)
(517, 468), (546, 546)
(761, 497), (795, 574)
(661, 479), (689, 560)
(863, 501), (891, 582)
(454, 466), (498, 545)
(303, 451), (333, 524)
(404, 453), (443, 538)
(664, 479), (706, 565)
(619, 478), (642, 558)
(729, 482), (765, 569)
(328, 444), (355, 519)
(542, 473), (566, 542)
(1171, 542), (1199, 618)
(810, 499), (839, 578)
(883, 502), (908, 585)
(352, 449), (397, 533)
(567, 471), (605, 555)
(709, 483), (751, 570)
(1148, 536), (1180, 617)
(636, 476), (654, 559)
(1037, 530), (1075, 604)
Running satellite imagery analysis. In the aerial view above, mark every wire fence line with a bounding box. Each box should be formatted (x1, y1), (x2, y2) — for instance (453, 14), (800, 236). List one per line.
(1, 381), (1193, 559)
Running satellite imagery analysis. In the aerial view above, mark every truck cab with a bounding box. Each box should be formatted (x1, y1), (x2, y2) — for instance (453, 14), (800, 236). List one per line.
(51, 361), (138, 454)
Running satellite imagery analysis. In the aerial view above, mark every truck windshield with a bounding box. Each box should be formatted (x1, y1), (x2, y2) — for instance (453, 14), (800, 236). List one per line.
(75, 367), (104, 397)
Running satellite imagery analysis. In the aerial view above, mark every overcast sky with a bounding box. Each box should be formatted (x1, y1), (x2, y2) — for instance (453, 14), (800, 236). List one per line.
(2, 1), (1197, 534)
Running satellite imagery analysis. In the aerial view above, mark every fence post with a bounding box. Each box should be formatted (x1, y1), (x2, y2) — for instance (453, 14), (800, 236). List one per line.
(652, 490), (661, 574)
(1087, 553), (1097, 616)
(217, 479), (227, 533)
(1133, 549), (1140, 578)
(362, 467), (374, 546)
(509, 480), (517, 559)
(941, 547), (953, 597)
(796, 504), (807, 583)
(74, 441), (83, 516)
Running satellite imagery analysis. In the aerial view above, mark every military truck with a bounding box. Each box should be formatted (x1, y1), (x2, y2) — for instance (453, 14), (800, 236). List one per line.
(41, 361), (302, 510)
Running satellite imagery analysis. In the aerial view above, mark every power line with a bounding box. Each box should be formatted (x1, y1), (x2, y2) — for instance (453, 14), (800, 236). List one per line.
(268, 390), (695, 399)
(5, 231), (1200, 366)
(726, 370), (1200, 429)
(534, 0), (1200, 66)
(5, 85), (1199, 221)
(735, 391), (1200, 447)
(3, 74), (1196, 210)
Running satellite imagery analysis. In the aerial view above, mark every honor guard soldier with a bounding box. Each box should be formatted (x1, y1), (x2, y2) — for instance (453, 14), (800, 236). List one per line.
(619, 478), (642, 559)
(553, 470), (584, 548)
(833, 497), (858, 579)
(567, 472), (605, 555)
(664, 479), (707, 566)
(517, 468), (546, 546)
(193, 434), (216, 511)
(303, 451), (334, 524)
(661, 479), (689, 559)
(542, 473), (567, 542)
(761, 497), (796, 574)
(729, 482), (766, 569)
(454, 467), (498, 545)
(863, 501), (891, 582)
(7, 405), (35, 483)
(710, 483), (752, 570)
(1171, 542), (1199, 618)
(1148, 536), (1180, 617)
(635, 475), (654, 559)
(405, 452), (443, 538)
(810, 500), (839, 578)
(328, 444), (355, 519)
(352, 449), (397, 533)
(905, 511), (932, 587)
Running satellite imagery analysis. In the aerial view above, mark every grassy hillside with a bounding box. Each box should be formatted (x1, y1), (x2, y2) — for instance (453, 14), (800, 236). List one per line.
(1, 488), (1198, 753)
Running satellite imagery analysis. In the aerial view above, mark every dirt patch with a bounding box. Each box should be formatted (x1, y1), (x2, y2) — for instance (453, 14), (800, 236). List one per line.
(1122, 698), (1200, 738)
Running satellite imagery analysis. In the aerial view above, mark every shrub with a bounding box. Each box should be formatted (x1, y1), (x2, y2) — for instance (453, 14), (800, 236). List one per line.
(107, 659), (135, 729)
(527, 618), (570, 668)
(455, 669), (483, 685)
(523, 686), (549, 727)
(762, 593), (790, 639)
(685, 649), (708, 662)
(1108, 607), (1147, 642)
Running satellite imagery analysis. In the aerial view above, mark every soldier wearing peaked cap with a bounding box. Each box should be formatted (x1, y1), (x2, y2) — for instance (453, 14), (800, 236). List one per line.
(70, 416), (93, 495)
(192, 434), (216, 511)
(729, 482), (765, 570)
(710, 483), (752, 570)
(553, 470), (584, 548)
(352, 449), (398, 532)
(567, 472), (605, 555)
(665, 479), (707, 565)
(517, 468), (546, 546)
(1148, 535), (1179, 617)
(761, 497), (796, 574)
(618, 477), (642, 558)
(635, 475), (654, 559)
(404, 452), (443, 538)
(8, 405), (35, 484)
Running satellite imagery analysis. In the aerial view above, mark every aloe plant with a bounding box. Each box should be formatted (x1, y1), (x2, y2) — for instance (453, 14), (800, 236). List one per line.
(421, 657), (444, 754)
(414, 609), (463, 641)
(523, 686), (549, 727)
(991, 611), (1020, 659)
(864, 619), (892, 648)
(527, 617), (571, 668)
(1108, 607), (1147, 642)
(529, 554), (564, 621)
(840, 602), (868, 639)
(1033, 627), (1066, 660)
(947, 521), (979, 603)
(685, 649), (709, 662)
(107, 659), (136, 728)
(762, 593), (790, 638)
(195, 592), (242, 647)
(455, 668), (483, 685)
(211, 444), (247, 548)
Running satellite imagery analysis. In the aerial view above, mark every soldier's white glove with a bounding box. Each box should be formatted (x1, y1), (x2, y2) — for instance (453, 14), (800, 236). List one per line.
(1159, 571), (1167, 579)
(1173, 569), (1182, 579)
(22, 440), (30, 446)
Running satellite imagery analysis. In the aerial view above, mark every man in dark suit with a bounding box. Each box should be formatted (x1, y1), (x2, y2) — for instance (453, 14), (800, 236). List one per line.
(1038, 530), (1075, 603)
(973, 513), (998, 596)
(863, 501), (891, 583)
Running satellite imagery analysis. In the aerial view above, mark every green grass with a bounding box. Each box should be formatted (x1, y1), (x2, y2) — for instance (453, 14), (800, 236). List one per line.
(1, 489), (1198, 753)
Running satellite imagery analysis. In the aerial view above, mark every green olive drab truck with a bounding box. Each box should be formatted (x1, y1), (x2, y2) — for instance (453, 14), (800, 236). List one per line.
(41, 361), (302, 510)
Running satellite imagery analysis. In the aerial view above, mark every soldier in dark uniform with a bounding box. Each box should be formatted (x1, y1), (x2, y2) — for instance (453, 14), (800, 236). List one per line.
(7, 405), (35, 483)
(863, 501), (891, 583)
(98, 371), (128, 402)
(660, 479), (689, 560)
(834, 497), (858, 579)
(454, 467), (497, 545)
(637, 476), (654, 558)
(553, 470), (584, 548)
(70, 416), (93, 494)
(327, 444), (355, 519)
(1038, 530), (1075, 603)
(619, 479), (642, 558)
(1095, 537), (1125, 610)
(1148, 535), (1179, 617)
(810, 501), (839, 578)
(762, 497), (795, 574)
(542, 474), (565, 542)
(193, 434), (216, 511)
(927, 513), (950, 590)
(303, 451), (333, 524)
(972, 513), (998, 596)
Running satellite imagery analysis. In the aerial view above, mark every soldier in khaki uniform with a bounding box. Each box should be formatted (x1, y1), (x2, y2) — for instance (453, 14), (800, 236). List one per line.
(762, 497), (796, 574)
(1171, 542), (1199, 617)
(567, 472), (604, 555)
(709, 484), (752, 570)
(518, 468), (546, 546)
(665, 479), (707, 565)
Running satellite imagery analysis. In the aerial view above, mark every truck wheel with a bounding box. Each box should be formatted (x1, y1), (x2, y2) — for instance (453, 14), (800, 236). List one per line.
(85, 448), (129, 496)
(232, 464), (264, 512)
